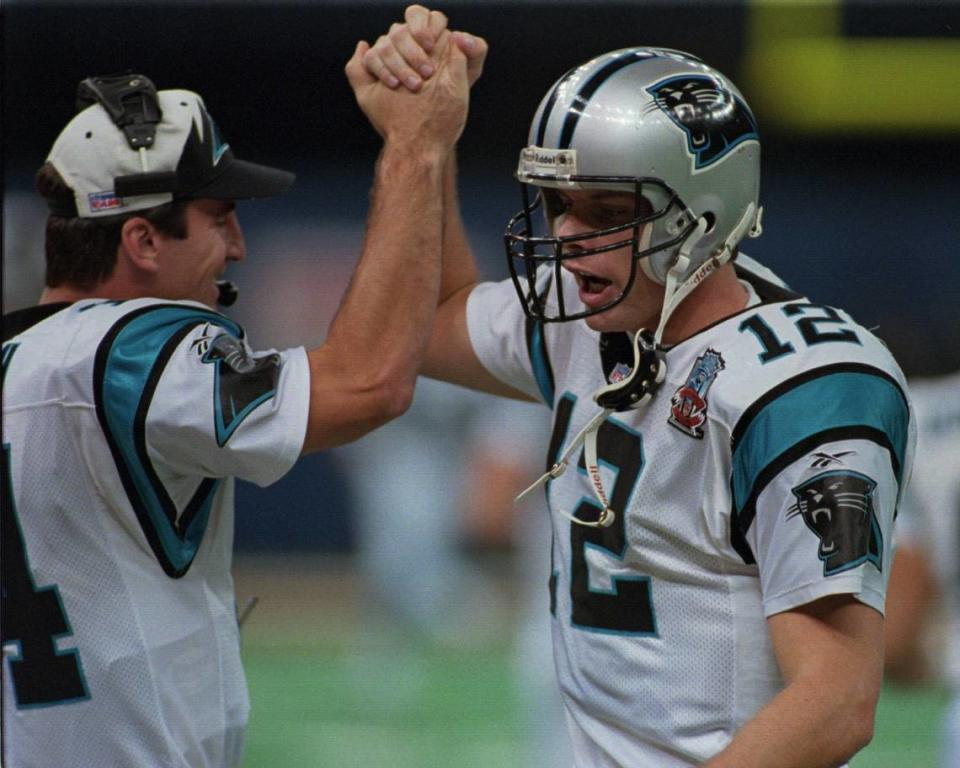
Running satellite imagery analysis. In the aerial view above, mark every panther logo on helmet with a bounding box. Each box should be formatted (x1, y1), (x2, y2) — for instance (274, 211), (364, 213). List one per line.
(505, 48), (763, 322)
(647, 76), (759, 169)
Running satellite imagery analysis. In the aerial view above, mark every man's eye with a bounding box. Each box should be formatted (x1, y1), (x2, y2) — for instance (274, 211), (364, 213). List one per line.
(595, 207), (632, 225)
(542, 192), (570, 217)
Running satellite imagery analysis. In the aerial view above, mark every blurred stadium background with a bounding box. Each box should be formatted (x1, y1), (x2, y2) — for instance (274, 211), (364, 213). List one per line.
(3, 1), (957, 765)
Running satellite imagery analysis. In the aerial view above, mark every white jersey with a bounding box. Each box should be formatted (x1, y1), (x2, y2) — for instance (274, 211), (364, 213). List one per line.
(2, 298), (310, 767)
(466, 261), (914, 766)
(897, 371), (960, 691)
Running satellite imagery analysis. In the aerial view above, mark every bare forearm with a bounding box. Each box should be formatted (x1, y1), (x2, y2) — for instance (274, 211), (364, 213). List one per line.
(440, 150), (479, 303)
(704, 676), (876, 768)
(707, 598), (883, 768)
(419, 154), (529, 399)
(330, 143), (444, 367)
(303, 144), (445, 451)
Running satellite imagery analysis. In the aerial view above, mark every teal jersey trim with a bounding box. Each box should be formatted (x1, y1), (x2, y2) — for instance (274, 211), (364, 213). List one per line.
(94, 304), (242, 577)
(525, 318), (555, 408)
(732, 367), (910, 516)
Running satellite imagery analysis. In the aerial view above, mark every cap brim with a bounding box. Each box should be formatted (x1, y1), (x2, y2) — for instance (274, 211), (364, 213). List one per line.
(188, 157), (295, 201)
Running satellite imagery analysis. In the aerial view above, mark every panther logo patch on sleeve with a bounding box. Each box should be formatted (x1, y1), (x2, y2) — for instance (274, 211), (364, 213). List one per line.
(646, 75), (759, 169)
(788, 470), (882, 576)
(202, 333), (280, 447)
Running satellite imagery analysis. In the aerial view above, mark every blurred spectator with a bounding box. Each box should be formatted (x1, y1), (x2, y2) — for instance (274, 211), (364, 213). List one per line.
(2, 192), (47, 311)
(885, 370), (960, 768)
(341, 378), (573, 766)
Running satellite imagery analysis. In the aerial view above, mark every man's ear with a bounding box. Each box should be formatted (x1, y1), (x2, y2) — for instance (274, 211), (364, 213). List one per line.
(119, 216), (162, 274)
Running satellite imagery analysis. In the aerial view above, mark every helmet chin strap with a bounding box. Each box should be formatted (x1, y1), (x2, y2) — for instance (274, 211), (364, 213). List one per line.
(515, 203), (759, 528)
(514, 406), (614, 522)
(654, 201), (758, 347)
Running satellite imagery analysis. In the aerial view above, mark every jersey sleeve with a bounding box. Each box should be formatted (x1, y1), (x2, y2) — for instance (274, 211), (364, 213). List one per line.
(731, 366), (914, 616)
(747, 439), (901, 615)
(466, 278), (553, 405)
(146, 325), (309, 486)
(94, 305), (310, 490)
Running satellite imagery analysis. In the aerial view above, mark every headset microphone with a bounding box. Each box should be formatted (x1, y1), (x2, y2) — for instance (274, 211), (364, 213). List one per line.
(216, 280), (238, 307)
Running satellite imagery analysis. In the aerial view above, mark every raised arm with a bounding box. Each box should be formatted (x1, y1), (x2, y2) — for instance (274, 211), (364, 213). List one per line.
(363, 5), (531, 400)
(300, 32), (468, 453)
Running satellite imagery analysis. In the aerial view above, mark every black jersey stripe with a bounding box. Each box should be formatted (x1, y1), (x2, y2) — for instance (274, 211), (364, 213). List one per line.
(134, 325), (223, 566)
(731, 366), (910, 510)
(1, 342), (19, 388)
(546, 393), (576, 615)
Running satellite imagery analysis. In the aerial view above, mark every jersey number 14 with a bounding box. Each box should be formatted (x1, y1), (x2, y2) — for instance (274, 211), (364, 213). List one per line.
(2, 444), (89, 707)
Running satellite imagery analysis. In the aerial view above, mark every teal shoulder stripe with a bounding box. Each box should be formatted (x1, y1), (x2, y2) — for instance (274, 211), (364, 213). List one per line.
(732, 368), (909, 514)
(95, 305), (241, 577)
(525, 318), (555, 408)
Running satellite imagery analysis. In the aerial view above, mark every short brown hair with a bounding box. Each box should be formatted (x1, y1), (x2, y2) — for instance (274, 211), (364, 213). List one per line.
(36, 163), (190, 290)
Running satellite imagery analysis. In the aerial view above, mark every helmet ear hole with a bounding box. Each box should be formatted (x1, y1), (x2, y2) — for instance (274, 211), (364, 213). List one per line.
(701, 212), (717, 234)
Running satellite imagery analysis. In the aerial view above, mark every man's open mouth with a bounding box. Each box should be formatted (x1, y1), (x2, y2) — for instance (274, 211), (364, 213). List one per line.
(575, 272), (612, 296)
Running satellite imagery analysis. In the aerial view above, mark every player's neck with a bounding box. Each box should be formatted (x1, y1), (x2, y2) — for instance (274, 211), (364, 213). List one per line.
(40, 280), (143, 306)
(40, 285), (99, 305)
(658, 263), (749, 345)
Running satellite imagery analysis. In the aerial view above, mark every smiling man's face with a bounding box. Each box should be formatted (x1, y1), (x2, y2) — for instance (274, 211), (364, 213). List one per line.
(154, 200), (246, 308)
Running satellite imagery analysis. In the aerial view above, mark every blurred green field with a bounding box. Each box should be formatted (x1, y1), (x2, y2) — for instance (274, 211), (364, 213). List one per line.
(242, 646), (947, 767)
(242, 643), (521, 768)
(236, 558), (948, 767)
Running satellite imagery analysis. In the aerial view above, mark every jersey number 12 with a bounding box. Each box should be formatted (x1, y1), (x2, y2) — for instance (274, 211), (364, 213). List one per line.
(549, 397), (657, 635)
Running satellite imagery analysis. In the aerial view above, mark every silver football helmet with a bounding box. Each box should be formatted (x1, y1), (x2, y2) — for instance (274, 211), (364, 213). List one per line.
(504, 48), (763, 323)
